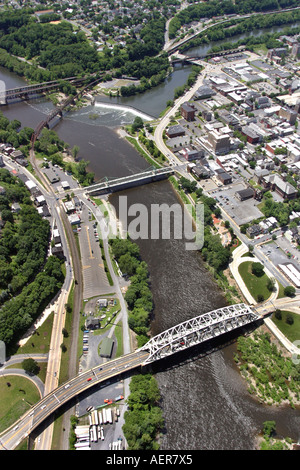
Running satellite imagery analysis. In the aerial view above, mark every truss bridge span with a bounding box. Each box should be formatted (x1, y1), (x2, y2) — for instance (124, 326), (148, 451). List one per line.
(139, 303), (260, 364)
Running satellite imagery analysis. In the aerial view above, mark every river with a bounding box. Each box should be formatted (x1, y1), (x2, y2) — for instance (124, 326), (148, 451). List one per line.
(1, 50), (300, 449)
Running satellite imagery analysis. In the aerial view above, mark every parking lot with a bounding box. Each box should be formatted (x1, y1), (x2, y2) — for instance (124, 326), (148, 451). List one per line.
(209, 182), (264, 225)
(40, 161), (79, 192)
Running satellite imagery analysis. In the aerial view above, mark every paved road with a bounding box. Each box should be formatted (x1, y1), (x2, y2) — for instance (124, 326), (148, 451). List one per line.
(0, 350), (148, 450)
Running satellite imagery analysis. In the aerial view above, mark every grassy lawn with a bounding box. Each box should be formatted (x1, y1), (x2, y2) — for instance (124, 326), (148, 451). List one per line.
(272, 311), (300, 344)
(15, 312), (54, 355)
(238, 261), (271, 302)
(0, 376), (41, 433)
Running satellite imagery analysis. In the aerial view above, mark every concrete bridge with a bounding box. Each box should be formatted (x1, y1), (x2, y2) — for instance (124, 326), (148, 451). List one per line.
(0, 77), (87, 105)
(83, 167), (175, 196)
(0, 302), (261, 450)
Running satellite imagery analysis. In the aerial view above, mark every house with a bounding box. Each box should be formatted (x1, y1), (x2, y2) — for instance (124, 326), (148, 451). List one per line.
(85, 317), (100, 330)
(246, 224), (262, 238)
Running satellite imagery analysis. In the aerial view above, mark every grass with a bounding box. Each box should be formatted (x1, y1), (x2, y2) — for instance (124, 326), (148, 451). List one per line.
(15, 312), (54, 355)
(272, 311), (300, 344)
(238, 261), (271, 302)
(0, 376), (41, 433)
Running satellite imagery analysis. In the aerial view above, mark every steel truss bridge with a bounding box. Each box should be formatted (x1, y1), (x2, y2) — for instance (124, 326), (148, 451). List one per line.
(0, 76), (87, 105)
(0, 303), (260, 450)
(82, 166), (175, 195)
(139, 303), (259, 364)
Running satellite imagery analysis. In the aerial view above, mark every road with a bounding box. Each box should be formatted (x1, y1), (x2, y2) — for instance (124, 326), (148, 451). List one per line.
(0, 350), (148, 450)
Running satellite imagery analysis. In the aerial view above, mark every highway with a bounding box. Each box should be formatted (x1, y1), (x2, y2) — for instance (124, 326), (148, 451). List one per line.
(0, 350), (148, 450)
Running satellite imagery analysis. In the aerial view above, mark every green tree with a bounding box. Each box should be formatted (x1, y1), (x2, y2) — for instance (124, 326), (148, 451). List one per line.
(284, 286), (296, 297)
(252, 262), (264, 277)
(21, 358), (39, 375)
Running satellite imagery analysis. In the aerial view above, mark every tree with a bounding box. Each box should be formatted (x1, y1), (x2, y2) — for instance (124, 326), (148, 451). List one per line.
(72, 145), (80, 160)
(131, 116), (144, 133)
(22, 358), (39, 375)
(251, 262), (264, 277)
(274, 309), (282, 320)
(263, 421), (276, 438)
(267, 277), (276, 292)
(284, 285), (296, 297)
(285, 313), (294, 325)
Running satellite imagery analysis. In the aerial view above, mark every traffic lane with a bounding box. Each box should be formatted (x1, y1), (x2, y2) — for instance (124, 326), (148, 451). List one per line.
(1, 351), (149, 448)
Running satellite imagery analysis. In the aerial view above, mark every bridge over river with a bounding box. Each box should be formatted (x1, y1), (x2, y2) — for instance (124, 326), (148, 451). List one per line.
(0, 303), (261, 450)
(0, 76), (88, 105)
(75, 166), (175, 196)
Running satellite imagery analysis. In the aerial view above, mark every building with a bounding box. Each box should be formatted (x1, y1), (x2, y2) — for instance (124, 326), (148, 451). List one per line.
(215, 168), (232, 185)
(235, 187), (255, 201)
(182, 147), (204, 161)
(208, 130), (230, 155)
(85, 318), (100, 330)
(292, 43), (300, 58)
(246, 224), (262, 238)
(99, 337), (114, 358)
(278, 107), (297, 125)
(166, 125), (185, 138)
(241, 126), (260, 144)
(194, 85), (216, 100)
(262, 174), (297, 200)
(181, 102), (196, 121)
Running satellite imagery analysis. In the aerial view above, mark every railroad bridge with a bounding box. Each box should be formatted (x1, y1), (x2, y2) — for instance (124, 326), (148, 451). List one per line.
(0, 76), (87, 105)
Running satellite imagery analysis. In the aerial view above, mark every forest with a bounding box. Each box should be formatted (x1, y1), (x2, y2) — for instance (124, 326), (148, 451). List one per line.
(0, 169), (64, 351)
(0, 9), (169, 82)
(122, 374), (164, 450)
(169, 0), (300, 38)
(109, 237), (153, 347)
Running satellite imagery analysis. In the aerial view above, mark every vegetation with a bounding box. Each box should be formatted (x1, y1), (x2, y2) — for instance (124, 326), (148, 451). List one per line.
(0, 10), (170, 83)
(0, 167), (65, 352)
(35, 128), (95, 186)
(272, 310), (300, 344)
(169, 0), (300, 39)
(235, 331), (300, 407)
(0, 375), (41, 432)
(109, 237), (153, 347)
(238, 261), (271, 302)
(0, 169), (50, 302)
(122, 374), (164, 450)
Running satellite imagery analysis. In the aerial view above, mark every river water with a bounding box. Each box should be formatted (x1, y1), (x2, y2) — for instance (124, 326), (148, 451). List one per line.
(1, 49), (300, 449)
